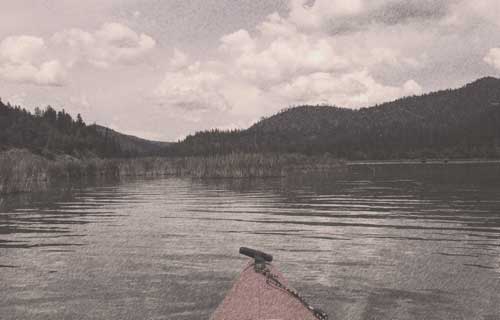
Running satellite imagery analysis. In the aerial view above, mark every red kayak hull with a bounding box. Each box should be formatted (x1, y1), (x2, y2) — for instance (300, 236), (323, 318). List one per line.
(211, 261), (321, 320)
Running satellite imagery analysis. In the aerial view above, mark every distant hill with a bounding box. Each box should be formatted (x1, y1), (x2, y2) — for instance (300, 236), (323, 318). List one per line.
(169, 77), (500, 159)
(92, 125), (171, 156)
(0, 100), (170, 158)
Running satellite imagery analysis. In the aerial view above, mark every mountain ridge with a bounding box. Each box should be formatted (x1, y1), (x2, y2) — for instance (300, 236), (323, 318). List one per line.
(169, 76), (500, 159)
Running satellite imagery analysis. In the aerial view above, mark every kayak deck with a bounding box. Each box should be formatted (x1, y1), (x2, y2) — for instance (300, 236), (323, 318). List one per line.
(211, 248), (327, 320)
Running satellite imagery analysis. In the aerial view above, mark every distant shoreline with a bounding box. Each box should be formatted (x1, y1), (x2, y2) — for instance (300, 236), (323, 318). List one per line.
(0, 149), (344, 194)
(348, 159), (500, 165)
(4, 148), (500, 195)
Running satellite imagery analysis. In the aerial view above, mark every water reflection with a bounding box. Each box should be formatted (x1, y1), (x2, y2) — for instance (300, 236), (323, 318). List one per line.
(1, 164), (500, 319)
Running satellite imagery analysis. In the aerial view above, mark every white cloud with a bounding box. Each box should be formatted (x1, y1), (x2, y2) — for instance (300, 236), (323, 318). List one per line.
(0, 60), (65, 86)
(94, 22), (156, 64)
(0, 35), (45, 64)
(218, 16), (353, 87)
(52, 22), (156, 68)
(155, 2), (425, 117)
(51, 29), (95, 67)
(0, 35), (66, 86)
(0, 22), (154, 86)
(270, 71), (422, 107)
(220, 29), (256, 54)
(235, 35), (350, 85)
(96, 22), (141, 44)
(37, 60), (66, 85)
(484, 48), (500, 71)
(155, 64), (230, 112)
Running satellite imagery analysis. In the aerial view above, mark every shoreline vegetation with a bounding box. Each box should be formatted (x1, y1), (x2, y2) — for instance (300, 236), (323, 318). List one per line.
(0, 149), (345, 194)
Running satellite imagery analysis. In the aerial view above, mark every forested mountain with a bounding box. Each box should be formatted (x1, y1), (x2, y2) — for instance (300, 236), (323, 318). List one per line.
(0, 100), (167, 158)
(168, 77), (500, 159)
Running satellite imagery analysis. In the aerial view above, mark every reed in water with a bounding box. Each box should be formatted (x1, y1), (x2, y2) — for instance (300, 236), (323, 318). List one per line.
(0, 149), (344, 194)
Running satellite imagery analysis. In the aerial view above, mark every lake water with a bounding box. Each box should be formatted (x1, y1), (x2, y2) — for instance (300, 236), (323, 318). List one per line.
(1, 163), (500, 319)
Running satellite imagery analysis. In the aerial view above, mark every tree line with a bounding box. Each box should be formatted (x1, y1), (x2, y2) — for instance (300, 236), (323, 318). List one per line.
(0, 99), (123, 158)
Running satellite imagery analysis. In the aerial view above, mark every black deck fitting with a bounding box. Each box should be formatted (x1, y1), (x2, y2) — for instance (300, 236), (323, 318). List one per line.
(239, 247), (273, 263)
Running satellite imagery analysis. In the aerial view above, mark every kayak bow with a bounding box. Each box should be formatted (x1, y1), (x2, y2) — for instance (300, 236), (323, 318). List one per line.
(210, 247), (328, 320)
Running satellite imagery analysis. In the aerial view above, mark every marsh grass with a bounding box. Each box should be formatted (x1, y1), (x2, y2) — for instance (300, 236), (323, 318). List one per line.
(177, 153), (343, 178)
(0, 149), (49, 193)
(0, 149), (344, 194)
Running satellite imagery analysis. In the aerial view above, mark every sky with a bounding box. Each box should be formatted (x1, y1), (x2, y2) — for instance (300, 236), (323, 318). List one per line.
(1, 0), (500, 141)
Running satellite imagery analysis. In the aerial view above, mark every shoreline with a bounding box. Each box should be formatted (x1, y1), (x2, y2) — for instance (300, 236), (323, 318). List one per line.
(4, 148), (500, 195)
(348, 158), (500, 165)
(0, 149), (344, 194)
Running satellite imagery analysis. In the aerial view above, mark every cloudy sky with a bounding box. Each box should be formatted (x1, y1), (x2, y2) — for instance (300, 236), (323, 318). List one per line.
(1, 0), (500, 141)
